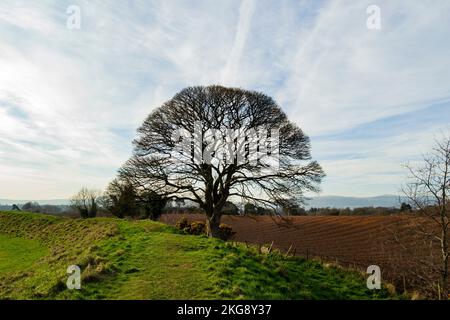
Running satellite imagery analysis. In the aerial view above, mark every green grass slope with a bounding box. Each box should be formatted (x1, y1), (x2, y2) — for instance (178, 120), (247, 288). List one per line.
(0, 211), (391, 300)
(0, 234), (48, 275)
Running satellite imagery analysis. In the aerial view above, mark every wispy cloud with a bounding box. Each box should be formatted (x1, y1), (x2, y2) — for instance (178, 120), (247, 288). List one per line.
(0, 0), (449, 199)
(220, 0), (257, 84)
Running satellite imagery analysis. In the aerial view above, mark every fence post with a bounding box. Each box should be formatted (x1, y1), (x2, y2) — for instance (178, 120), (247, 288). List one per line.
(268, 241), (274, 253)
(285, 244), (293, 257)
(438, 282), (442, 300)
(402, 275), (406, 294)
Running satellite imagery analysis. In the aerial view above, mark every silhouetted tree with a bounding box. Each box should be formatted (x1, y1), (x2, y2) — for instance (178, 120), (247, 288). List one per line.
(138, 189), (167, 220)
(221, 201), (239, 215)
(103, 179), (139, 218)
(280, 199), (307, 216)
(120, 86), (324, 237)
(244, 203), (257, 215)
(22, 201), (41, 213)
(400, 202), (412, 212)
(103, 178), (167, 220)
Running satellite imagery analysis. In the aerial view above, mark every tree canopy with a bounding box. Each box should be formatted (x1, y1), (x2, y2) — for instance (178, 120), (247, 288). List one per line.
(120, 85), (324, 237)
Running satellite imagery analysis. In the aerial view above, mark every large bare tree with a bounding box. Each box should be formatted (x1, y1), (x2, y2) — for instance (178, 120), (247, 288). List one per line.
(403, 135), (450, 299)
(120, 85), (324, 237)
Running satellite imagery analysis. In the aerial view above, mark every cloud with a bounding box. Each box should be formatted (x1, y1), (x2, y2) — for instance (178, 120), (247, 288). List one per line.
(0, 0), (449, 199)
(220, 0), (257, 84)
(274, 0), (450, 136)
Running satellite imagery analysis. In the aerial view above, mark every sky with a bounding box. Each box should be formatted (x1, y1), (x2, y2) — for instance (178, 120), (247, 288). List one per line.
(0, 0), (450, 200)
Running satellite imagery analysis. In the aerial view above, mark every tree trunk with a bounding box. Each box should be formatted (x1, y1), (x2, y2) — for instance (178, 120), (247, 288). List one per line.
(441, 228), (449, 299)
(442, 256), (449, 299)
(206, 212), (221, 238)
(440, 197), (448, 299)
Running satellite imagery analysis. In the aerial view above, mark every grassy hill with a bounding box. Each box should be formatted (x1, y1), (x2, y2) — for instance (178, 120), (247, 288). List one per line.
(0, 211), (392, 300)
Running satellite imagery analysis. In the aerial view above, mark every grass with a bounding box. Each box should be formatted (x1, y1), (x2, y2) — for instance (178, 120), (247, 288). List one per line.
(0, 211), (393, 300)
(0, 234), (48, 275)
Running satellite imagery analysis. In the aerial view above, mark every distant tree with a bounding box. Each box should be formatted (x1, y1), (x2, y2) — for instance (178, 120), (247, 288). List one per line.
(119, 86), (324, 238)
(284, 204), (307, 216)
(221, 201), (239, 215)
(403, 135), (450, 299)
(41, 205), (63, 214)
(340, 207), (352, 215)
(20, 202), (63, 214)
(306, 206), (399, 216)
(103, 178), (167, 220)
(244, 203), (257, 215)
(277, 198), (306, 215)
(138, 189), (167, 220)
(22, 201), (42, 213)
(70, 188), (101, 218)
(11, 204), (21, 211)
(175, 198), (185, 214)
(103, 179), (139, 218)
(256, 206), (273, 215)
(400, 202), (412, 212)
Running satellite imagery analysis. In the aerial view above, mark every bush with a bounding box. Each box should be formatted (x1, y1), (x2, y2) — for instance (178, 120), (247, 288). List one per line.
(188, 221), (206, 235)
(175, 217), (189, 231)
(218, 223), (235, 241)
(175, 218), (235, 240)
(175, 218), (205, 235)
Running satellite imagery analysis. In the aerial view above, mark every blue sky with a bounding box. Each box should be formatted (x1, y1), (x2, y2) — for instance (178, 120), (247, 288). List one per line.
(0, 0), (450, 199)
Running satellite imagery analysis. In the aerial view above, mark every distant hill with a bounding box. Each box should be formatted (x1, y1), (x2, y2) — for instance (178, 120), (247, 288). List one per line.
(0, 195), (403, 209)
(306, 195), (402, 209)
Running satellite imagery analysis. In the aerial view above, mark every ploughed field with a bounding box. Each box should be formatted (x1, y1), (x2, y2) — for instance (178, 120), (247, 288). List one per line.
(160, 214), (445, 297)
